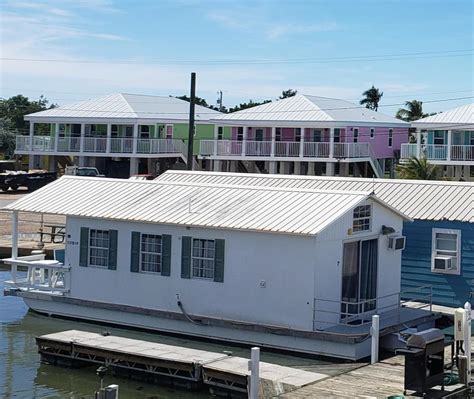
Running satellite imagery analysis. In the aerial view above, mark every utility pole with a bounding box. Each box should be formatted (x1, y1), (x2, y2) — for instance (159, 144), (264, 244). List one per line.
(187, 72), (196, 170)
(217, 90), (223, 112)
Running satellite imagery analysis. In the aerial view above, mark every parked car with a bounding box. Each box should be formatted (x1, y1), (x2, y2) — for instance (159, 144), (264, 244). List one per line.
(65, 166), (104, 177)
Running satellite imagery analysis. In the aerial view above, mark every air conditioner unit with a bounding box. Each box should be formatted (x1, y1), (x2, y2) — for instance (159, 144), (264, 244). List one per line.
(434, 255), (455, 271)
(388, 235), (406, 250)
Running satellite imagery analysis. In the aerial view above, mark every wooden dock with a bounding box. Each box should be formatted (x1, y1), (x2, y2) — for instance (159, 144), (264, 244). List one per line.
(36, 330), (327, 397)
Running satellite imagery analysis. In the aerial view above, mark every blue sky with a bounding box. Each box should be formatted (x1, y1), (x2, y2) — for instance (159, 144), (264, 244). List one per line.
(0, 0), (472, 115)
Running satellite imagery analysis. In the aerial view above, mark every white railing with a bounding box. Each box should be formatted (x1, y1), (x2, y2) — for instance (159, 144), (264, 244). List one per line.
(3, 254), (70, 293)
(16, 136), (30, 151)
(401, 144), (474, 162)
(200, 139), (378, 160)
(136, 139), (186, 154)
(401, 143), (418, 159)
(32, 136), (55, 152)
(303, 142), (330, 158)
(84, 137), (107, 153)
(57, 137), (81, 152)
(451, 145), (474, 161)
(110, 137), (134, 153)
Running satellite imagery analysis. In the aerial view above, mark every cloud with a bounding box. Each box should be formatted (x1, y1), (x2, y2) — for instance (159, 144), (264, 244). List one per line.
(207, 8), (338, 41)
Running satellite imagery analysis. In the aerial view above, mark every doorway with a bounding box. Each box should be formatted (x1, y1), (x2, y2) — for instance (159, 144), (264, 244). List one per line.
(341, 238), (378, 321)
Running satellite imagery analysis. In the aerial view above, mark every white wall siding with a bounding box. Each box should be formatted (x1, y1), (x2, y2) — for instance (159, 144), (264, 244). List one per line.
(66, 217), (318, 331)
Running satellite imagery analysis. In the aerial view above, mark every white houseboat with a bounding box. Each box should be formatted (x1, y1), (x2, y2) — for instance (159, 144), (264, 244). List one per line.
(3, 176), (437, 360)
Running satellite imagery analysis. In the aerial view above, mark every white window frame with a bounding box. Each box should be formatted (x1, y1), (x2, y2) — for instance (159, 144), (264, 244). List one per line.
(217, 126), (223, 140)
(431, 228), (461, 275)
(388, 129), (393, 147)
(433, 131), (445, 145)
(275, 128), (282, 142)
(165, 124), (174, 139)
(191, 238), (215, 280)
(352, 205), (372, 233)
(312, 129), (322, 142)
(370, 128), (375, 139)
(295, 128), (301, 143)
(140, 233), (162, 274)
(89, 229), (109, 268)
(237, 127), (244, 141)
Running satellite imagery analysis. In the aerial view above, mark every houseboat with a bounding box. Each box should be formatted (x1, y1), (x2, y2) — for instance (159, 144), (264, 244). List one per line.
(158, 170), (474, 308)
(203, 94), (410, 177)
(2, 176), (436, 360)
(401, 102), (473, 181)
(16, 93), (221, 177)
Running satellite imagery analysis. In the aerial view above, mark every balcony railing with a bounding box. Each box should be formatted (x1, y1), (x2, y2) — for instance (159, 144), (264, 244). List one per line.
(401, 144), (474, 161)
(15, 136), (188, 157)
(200, 140), (373, 159)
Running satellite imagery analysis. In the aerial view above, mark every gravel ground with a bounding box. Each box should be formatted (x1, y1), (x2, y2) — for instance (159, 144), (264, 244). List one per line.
(0, 188), (66, 240)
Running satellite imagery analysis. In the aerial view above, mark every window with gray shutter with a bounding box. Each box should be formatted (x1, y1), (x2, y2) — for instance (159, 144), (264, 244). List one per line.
(161, 234), (172, 276)
(181, 236), (192, 279)
(214, 239), (225, 283)
(79, 227), (89, 267)
(130, 231), (140, 273)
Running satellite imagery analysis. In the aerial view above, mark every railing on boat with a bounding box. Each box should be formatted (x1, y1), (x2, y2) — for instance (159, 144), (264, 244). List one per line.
(3, 254), (70, 293)
(313, 285), (433, 330)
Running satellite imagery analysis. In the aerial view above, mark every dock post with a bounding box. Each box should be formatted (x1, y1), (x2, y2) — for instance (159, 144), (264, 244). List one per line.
(248, 347), (260, 399)
(464, 302), (472, 385)
(371, 315), (380, 364)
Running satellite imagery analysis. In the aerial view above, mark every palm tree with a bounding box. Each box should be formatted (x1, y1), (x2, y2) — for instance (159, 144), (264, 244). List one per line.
(395, 100), (427, 121)
(396, 156), (439, 180)
(360, 86), (383, 111)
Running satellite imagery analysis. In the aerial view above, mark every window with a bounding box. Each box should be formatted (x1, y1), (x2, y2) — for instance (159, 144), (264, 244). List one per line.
(433, 131), (445, 145)
(140, 125), (150, 139)
(312, 130), (322, 142)
(217, 126), (223, 140)
(388, 129), (393, 147)
(166, 125), (173, 139)
(370, 128), (375, 139)
(237, 127), (244, 141)
(295, 128), (301, 142)
(353, 128), (359, 143)
(111, 125), (118, 138)
(470, 132), (474, 146)
(353, 205), (371, 233)
(140, 234), (162, 273)
(89, 229), (110, 267)
(58, 124), (66, 137)
(431, 229), (461, 274)
(275, 128), (282, 142)
(334, 128), (341, 143)
(192, 239), (215, 280)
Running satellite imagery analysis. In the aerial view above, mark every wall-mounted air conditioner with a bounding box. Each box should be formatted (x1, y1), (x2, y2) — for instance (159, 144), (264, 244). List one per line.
(434, 255), (455, 271)
(388, 235), (406, 250)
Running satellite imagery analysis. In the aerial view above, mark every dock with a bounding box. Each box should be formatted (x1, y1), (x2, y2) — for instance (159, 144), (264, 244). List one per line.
(36, 330), (327, 397)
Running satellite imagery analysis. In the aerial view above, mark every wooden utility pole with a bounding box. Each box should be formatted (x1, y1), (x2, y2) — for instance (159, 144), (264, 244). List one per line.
(187, 72), (196, 170)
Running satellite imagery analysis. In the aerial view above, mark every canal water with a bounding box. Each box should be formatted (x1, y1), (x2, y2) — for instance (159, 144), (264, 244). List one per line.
(0, 269), (353, 398)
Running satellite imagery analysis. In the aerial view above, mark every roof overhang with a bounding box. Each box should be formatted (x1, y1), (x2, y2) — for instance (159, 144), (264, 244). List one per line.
(209, 119), (409, 128)
(411, 122), (474, 130)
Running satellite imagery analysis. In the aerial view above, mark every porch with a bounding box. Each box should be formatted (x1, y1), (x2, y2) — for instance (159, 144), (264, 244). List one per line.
(401, 143), (474, 163)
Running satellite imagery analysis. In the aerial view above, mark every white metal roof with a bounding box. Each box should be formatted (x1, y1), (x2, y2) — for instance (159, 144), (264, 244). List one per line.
(211, 94), (409, 127)
(411, 103), (473, 129)
(3, 176), (404, 236)
(157, 171), (474, 223)
(24, 93), (221, 123)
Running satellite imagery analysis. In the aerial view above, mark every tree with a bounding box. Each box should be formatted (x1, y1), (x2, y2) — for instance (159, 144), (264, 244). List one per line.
(0, 129), (16, 159)
(228, 99), (272, 113)
(395, 100), (429, 122)
(396, 156), (439, 180)
(360, 86), (383, 111)
(280, 89), (297, 99)
(175, 95), (222, 111)
(0, 95), (55, 132)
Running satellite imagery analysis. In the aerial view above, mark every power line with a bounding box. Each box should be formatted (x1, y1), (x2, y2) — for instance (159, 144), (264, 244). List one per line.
(1, 95), (472, 115)
(1, 49), (473, 66)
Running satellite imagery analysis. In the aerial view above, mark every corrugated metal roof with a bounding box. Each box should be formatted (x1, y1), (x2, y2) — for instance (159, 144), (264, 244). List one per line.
(412, 103), (473, 129)
(24, 93), (221, 122)
(211, 94), (409, 126)
(157, 171), (474, 223)
(3, 176), (399, 236)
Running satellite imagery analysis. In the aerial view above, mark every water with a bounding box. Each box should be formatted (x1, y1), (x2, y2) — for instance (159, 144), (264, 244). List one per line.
(0, 269), (352, 398)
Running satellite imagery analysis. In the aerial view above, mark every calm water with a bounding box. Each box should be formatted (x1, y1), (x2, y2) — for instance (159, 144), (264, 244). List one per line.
(0, 269), (349, 398)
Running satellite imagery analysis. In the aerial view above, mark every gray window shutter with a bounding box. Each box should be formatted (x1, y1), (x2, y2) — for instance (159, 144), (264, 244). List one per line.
(214, 239), (225, 283)
(108, 230), (118, 270)
(130, 231), (140, 273)
(181, 236), (191, 279)
(161, 234), (172, 276)
(79, 227), (89, 267)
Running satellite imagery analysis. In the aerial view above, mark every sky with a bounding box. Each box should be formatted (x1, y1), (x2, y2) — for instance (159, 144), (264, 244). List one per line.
(0, 0), (473, 116)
